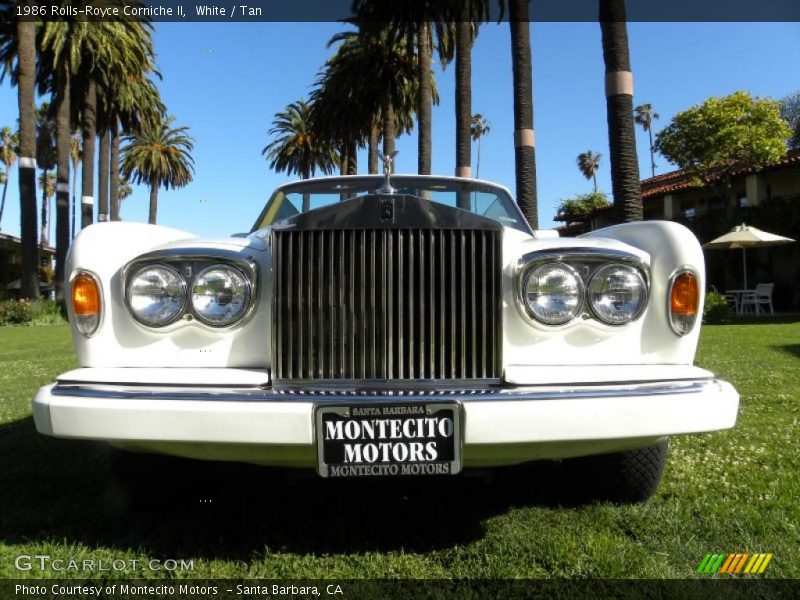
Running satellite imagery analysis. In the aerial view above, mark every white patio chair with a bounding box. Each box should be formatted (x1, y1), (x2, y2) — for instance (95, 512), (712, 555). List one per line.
(739, 283), (774, 316)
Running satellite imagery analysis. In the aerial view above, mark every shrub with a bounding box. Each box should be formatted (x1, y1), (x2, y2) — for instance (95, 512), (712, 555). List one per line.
(0, 299), (34, 326)
(29, 300), (66, 325)
(703, 291), (731, 325)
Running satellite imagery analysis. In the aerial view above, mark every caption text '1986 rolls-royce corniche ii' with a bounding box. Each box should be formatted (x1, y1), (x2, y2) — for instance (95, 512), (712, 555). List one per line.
(32, 169), (739, 503)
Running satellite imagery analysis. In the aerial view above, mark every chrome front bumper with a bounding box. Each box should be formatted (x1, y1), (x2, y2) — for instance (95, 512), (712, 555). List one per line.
(32, 378), (739, 467)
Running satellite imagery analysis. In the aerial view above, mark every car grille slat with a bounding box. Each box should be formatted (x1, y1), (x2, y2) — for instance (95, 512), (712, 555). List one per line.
(273, 228), (501, 383)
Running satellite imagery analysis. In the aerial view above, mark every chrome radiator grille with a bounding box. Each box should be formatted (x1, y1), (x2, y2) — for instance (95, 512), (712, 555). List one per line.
(272, 228), (502, 382)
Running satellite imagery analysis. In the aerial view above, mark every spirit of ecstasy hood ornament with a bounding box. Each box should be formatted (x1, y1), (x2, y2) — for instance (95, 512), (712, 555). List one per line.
(377, 150), (398, 194)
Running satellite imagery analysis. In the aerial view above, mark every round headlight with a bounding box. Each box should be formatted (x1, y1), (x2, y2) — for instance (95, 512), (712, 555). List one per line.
(521, 263), (584, 325)
(588, 264), (647, 325)
(190, 265), (251, 326)
(127, 265), (186, 326)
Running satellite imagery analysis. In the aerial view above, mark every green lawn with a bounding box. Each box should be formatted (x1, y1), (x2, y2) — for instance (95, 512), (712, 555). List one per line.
(0, 322), (798, 579)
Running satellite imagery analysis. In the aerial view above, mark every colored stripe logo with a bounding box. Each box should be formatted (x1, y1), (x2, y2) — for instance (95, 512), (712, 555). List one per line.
(696, 553), (773, 574)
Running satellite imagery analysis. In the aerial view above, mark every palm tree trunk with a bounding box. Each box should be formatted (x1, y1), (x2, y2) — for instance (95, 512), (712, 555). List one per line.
(148, 180), (158, 225)
(510, 0), (538, 228)
(71, 159), (77, 238)
(455, 16), (472, 182)
(40, 173), (48, 245)
(417, 21), (432, 175)
(600, 0), (642, 224)
(648, 127), (656, 178)
(368, 123), (379, 174)
(1, 174), (10, 230)
(81, 80), (96, 229)
(54, 63), (71, 305)
(593, 173), (597, 192)
(382, 95), (395, 157)
(347, 139), (357, 175)
(110, 119), (120, 221)
(17, 18), (39, 299)
(476, 136), (481, 179)
(98, 128), (110, 222)
(339, 141), (349, 176)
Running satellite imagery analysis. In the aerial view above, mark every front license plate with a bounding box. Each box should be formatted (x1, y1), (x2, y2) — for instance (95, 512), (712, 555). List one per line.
(315, 403), (461, 478)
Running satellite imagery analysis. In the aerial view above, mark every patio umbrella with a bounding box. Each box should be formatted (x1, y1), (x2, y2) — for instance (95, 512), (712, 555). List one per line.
(702, 223), (795, 289)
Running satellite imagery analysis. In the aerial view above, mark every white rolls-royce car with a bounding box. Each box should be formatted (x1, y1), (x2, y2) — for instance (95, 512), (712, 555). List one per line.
(32, 174), (739, 502)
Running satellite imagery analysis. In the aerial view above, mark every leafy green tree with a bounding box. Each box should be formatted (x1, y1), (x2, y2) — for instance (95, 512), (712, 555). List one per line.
(263, 99), (338, 181)
(554, 191), (611, 225)
(600, 0), (642, 223)
(655, 91), (793, 201)
(120, 115), (194, 225)
(780, 91), (800, 151)
(0, 126), (18, 231)
(576, 150), (602, 192)
(634, 103), (659, 177)
(470, 113), (490, 179)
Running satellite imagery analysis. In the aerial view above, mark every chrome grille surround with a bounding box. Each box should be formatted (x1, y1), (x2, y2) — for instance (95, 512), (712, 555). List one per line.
(271, 195), (503, 386)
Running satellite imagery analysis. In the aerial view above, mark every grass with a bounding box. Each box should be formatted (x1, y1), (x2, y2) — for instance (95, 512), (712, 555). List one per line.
(0, 321), (798, 579)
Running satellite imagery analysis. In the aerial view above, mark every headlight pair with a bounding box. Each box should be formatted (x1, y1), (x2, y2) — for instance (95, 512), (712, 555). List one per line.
(521, 261), (647, 326)
(127, 263), (252, 328)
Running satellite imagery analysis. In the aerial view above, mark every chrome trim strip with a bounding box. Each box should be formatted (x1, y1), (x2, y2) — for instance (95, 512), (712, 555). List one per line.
(50, 379), (721, 404)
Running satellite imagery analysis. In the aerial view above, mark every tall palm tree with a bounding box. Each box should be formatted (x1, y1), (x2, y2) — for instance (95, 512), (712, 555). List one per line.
(37, 170), (55, 245)
(120, 115), (194, 225)
(351, 2), (454, 175)
(0, 127), (18, 230)
(117, 177), (133, 204)
(600, 0), (642, 223)
(69, 130), (81, 237)
(107, 76), (163, 221)
(263, 99), (338, 181)
(35, 104), (56, 249)
(0, 11), (40, 298)
(470, 113), (490, 179)
(509, 0), (538, 227)
(577, 150), (602, 192)
(634, 103), (659, 178)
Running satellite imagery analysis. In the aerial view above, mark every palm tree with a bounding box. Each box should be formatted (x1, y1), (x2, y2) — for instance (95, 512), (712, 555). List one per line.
(0, 127), (18, 231)
(117, 178), (133, 204)
(351, 3), (455, 175)
(600, 0), (642, 223)
(577, 150), (602, 192)
(470, 113), (490, 179)
(634, 103), (659, 178)
(35, 104), (56, 249)
(69, 131), (81, 237)
(37, 170), (55, 245)
(509, 0), (538, 227)
(120, 115), (194, 225)
(263, 100), (338, 181)
(0, 12), (40, 298)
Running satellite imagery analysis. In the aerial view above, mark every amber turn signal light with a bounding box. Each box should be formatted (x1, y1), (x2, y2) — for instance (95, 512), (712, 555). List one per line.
(71, 272), (101, 336)
(669, 271), (699, 335)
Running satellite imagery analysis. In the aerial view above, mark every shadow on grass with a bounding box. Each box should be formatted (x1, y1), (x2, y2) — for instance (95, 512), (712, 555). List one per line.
(772, 344), (800, 359)
(727, 313), (800, 325)
(0, 417), (588, 559)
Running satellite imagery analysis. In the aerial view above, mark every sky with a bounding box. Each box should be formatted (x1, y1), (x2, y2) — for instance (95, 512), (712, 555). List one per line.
(1, 21), (799, 240)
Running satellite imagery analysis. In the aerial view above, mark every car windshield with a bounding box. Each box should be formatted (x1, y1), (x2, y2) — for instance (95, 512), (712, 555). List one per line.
(251, 176), (530, 233)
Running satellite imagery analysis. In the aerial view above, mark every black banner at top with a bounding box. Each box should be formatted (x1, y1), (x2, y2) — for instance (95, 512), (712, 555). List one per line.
(5, 0), (800, 23)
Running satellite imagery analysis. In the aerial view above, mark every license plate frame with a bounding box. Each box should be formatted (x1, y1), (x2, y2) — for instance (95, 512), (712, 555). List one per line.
(315, 402), (462, 478)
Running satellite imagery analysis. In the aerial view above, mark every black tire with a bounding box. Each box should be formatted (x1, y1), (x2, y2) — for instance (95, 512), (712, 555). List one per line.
(563, 440), (668, 504)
